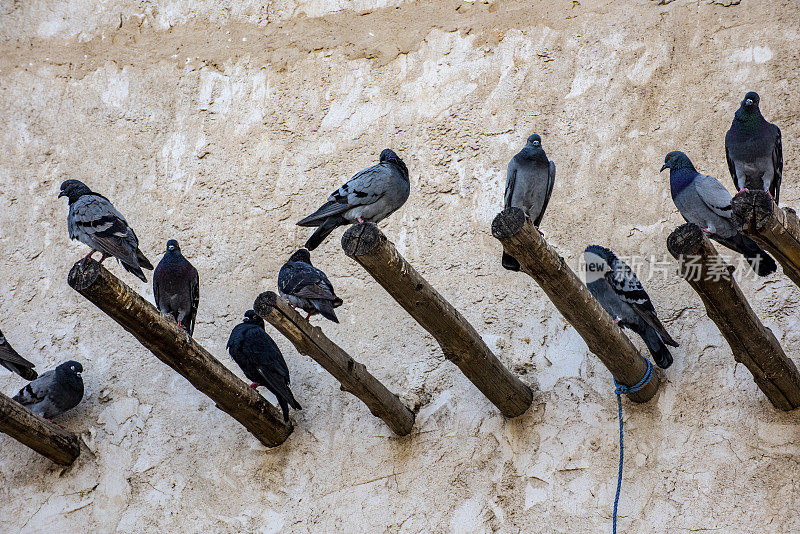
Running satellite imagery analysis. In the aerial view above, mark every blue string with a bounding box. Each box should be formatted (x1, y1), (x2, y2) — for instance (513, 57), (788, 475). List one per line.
(611, 359), (653, 534)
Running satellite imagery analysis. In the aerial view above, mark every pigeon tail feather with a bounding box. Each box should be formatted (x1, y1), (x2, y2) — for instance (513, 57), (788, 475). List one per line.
(501, 252), (521, 272)
(642, 325), (674, 369)
(715, 233), (777, 276)
(304, 217), (344, 251)
(312, 299), (339, 323)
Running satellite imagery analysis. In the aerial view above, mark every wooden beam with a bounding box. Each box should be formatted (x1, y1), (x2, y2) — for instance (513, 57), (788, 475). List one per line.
(341, 223), (533, 418)
(666, 223), (800, 410)
(0, 391), (81, 465)
(68, 260), (293, 447)
(492, 207), (660, 403)
(254, 292), (415, 435)
(732, 189), (800, 288)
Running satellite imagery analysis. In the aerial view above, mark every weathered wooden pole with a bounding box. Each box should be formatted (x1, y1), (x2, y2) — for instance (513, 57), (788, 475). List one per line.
(0, 391), (81, 465)
(341, 223), (533, 418)
(732, 189), (800, 288)
(254, 291), (415, 435)
(68, 260), (293, 447)
(492, 207), (660, 403)
(666, 223), (800, 410)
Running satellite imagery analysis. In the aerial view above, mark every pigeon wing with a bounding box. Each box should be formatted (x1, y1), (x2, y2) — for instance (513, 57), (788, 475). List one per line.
(535, 160), (556, 226)
(607, 258), (678, 347)
(70, 196), (140, 265)
(281, 264), (338, 301)
(297, 165), (390, 226)
(725, 144), (740, 192)
(504, 160), (518, 209)
(772, 127), (782, 204)
(13, 370), (55, 406)
(693, 174), (734, 219)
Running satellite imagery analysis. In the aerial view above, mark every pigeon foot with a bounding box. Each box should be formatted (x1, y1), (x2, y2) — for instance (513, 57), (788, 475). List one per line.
(80, 251), (96, 264)
(249, 382), (259, 390)
(305, 313), (312, 321)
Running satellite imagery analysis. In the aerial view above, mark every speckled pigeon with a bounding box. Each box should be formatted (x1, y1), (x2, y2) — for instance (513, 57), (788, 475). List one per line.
(154, 239), (200, 336)
(502, 134), (556, 271)
(725, 91), (782, 203)
(278, 249), (343, 323)
(13, 361), (84, 419)
(297, 149), (410, 251)
(59, 180), (153, 282)
(584, 246), (678, 369)
(227, 311), (301, 422)
(662, 151), (777, 277)
(0, 328), (37, 380)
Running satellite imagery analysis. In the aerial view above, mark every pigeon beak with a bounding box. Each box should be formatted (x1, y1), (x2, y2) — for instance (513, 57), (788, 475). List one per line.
(660, 164), (669, 172)
(58, 191), (67, 198)
(745, 99), (754, 106)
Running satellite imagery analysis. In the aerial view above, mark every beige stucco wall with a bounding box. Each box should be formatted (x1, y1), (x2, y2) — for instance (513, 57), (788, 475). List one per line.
(2, 0), (799, 531)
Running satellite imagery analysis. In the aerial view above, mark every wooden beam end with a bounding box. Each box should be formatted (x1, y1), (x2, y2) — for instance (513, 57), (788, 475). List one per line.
(341, 222), (383, 257)
(491, 207), (526, 240)
(254, 291), (279, 319)
(666, 223), (704, 258)
(67, 259), (102, 291)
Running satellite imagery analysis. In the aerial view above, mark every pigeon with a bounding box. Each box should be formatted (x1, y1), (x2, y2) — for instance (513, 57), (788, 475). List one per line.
(661, 151), (777, 277)
(278, 249), (343, 323)
(153, 239), (200, 336)
(59, 179), (154, 282)
(13, 361), (84, 419)
(0, 328), (37, 380)
(502, 134), (556, 271)
(227, 310), (301, 422)
(297, 149), (410, 251)
(725, 91), (782, 203)
(584, 246), (678, 369)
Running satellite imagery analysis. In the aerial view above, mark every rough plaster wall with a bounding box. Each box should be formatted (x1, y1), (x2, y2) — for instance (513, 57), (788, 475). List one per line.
(1, 0), (800, 531)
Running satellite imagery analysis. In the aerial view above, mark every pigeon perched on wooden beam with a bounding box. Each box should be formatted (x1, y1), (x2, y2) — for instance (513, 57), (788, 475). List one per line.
(502, 134), (556, 271)
(58, 180), (154, 282)
(0, 328), (37, 380)
(584, 246), (678, 369)
(13, 361), (84, 419)
(153, 239), (200, 336)
(278, 249), (343, 323)
(227, 311), (301, 422)
(725, 91), (783, 204)
(662, 151), (777, 277)
(297, 149), (410, 251)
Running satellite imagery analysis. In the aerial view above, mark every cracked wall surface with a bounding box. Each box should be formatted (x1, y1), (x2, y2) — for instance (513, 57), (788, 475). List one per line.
(1, 0), (800, 532)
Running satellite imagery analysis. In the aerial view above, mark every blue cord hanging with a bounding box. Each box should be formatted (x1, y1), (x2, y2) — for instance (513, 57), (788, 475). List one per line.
(611, 360), (653, 534)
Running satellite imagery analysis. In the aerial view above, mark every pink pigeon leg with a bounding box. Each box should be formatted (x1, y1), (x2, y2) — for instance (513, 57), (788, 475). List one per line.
(98, 253), (108, 264)
(249, 382), (259, 390)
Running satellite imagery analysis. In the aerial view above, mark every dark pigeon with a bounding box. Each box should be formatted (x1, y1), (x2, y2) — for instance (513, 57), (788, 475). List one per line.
(502, 134), (556, 271)
(13, 361), (84, 419)
(297, 149), (410, 251)
(584, 246), (678, 369)
(278, 249), (343, 323)
(662, 151), (777, 277)
(227, 311), (301, 422)
(154, 239), (200, 336)
(59, 179), (154, 282)
(0, 328), (37, 380)
(725, 91), (782, 203)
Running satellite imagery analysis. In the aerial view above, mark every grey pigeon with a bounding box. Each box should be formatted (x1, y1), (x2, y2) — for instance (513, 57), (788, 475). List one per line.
(662, 151), (777, 277)
(502, 134), (556, 271)
(0, 328), (37, 380)
(13, 361), (84, 419)
(154, 239), (200, 336)
(725, 91), (782, 203)
(227, 311), (301, 422)
(278, 249), (343, 323)
(584, 246), (678, 369)
(59, 179), (154, 282)
(297, 149), (410, 251)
